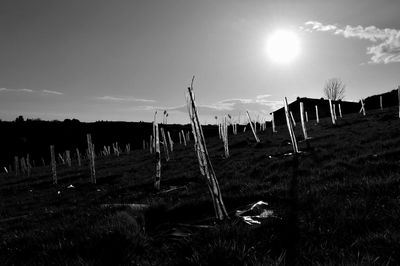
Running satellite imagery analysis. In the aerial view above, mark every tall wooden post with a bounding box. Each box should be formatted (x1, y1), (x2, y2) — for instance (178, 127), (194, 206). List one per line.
(338, 104), (343, 118)
(186, 83), (229, 220)
(50, 145), (57, 184)
(87, 134), (96, 184)
(380, 95), (383, 111)
(315, 105), (319, 124)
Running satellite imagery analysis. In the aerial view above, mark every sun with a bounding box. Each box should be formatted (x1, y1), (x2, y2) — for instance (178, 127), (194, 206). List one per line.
(266, 30), (300, 64)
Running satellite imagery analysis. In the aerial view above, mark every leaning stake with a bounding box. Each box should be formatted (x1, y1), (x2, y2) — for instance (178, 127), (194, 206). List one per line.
(246, 111), (260, 143)
(284, 97), (299, 153)
(186, 79), (229, 220)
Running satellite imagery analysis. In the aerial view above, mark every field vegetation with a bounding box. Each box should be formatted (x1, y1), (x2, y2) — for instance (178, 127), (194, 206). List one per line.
(1, 106), (400, 265)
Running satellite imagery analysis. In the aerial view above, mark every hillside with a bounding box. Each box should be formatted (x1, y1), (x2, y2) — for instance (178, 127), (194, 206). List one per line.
(1, 106), (400, 265)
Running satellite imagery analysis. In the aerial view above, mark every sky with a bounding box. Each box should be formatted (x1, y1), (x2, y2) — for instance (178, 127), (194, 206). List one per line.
(0, 0), (399, 124)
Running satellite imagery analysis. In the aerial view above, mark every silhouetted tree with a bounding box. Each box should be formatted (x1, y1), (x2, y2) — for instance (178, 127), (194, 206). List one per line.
(15, 115), (24, 123)
(324, 78), (345, 100)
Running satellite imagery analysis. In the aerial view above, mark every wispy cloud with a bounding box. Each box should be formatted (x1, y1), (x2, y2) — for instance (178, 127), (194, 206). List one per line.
(0, 87), (64, 95)
(20, 88), (33, 93)
(0, 88), (33, 93)
(303, 21), (400, 64)
(42, 89), (63, 95)
(97, 95), (156, 102)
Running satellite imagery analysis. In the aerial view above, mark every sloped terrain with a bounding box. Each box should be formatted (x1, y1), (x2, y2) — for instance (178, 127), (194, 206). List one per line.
(1, 107), (400, 265)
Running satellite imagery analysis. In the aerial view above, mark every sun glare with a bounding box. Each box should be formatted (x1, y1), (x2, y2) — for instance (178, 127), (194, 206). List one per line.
(266, 30), (300, 64)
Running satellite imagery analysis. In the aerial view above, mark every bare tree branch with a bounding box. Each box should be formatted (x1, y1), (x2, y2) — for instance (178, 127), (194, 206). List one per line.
(324, 78), (346, 100)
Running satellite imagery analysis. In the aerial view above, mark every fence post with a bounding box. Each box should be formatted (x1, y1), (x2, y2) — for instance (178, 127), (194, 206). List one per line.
(87, 134), (96, 184)
(50, 145), (57, 184)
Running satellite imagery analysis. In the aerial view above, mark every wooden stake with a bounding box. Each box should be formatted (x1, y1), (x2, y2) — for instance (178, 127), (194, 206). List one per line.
(380, 95), (383, 111)
(160, 127), (170, 161)
(246, 111), (260, 143)
(167, 131), (174, 153)
(315, 105), (320, 124)
(186, 82), (229, 220)
(26, 154), (32, 177)
(398, 86), (400, 118)
(76, 148), (81, 167)
(50, 145), (57, 184)
(14, 156), (19, 176)
(150, 135), (153, 154)
(272, 113), (277, 133)
(87, 134), (96, 184)
(338, 104), (343, 118)
(329, 99), (336, 124)
(359, 99), (366, 116)
(284, 97), (299, 153)
(222, 116), (229, 158)
(20, 157), (27, 175)
(290, 111), (296, 127)
(333, 103), (337, 120)
(154, 122), (161, 190)
(305, 111), (308, 122)
(65, 150), (71, 167)
(300, 102), (308, 140)
(58, 153), (65, 164)
(181, 130), (187, 146)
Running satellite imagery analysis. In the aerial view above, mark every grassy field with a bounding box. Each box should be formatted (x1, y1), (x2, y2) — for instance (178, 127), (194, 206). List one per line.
(1, 107), (400, 265)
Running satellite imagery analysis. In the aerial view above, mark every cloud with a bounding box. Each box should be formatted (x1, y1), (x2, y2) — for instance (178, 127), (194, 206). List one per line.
(134, 95), (283, 120)
(303, 21), (400, 64)
(97, 96), (156, 102)
(0, 87), (64, 95)
(0, 88), (33, 93)
(20, 88), (33, 92)
(42, 89), (63, 95)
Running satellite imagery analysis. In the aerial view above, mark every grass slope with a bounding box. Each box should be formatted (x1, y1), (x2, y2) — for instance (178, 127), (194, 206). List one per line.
(1, 107), (400, 265)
